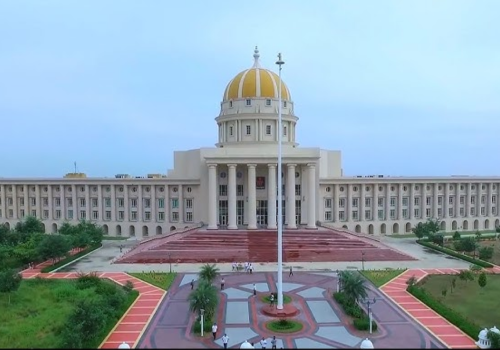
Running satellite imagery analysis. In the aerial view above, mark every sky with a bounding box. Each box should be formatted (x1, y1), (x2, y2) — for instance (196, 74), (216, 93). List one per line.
(0, 0), (499, 177)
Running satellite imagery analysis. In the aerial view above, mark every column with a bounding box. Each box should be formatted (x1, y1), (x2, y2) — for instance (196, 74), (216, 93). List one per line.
(476, 183), (481, 217)
(455, 183), (460, 218)
(85, 185), (91, 221)
(247, 164), (257, 230)
(23, 185), (28, 217)
(35, 185), (41, 218)
(12, 185), (18, 219)
(433, 183), (439, 219)
(267, 164), (277, 229)
(48, 185), (53, 220)
(0, 185), (5, 220)
(124, 185), (129, 221)
(398, 184), (404, 220)
(409, 184), (415, 220)
(334, 184), (340, 222)
(97, 185), (103, 221)
(421, 184), (426, 219)
(111, 185), (116, 221)
(138, 185), (143, 222)
(346, 184), (351, 222)
(487, 183), (493, 216)
(372, 184), (378, 220)
(360, 184), (365, 221)
(60, 186), (65, 220)
(444, 184), (449, 218)
(384, 184), (390, 221)
(207, 164), (218, 230)
(286, 164), (297, 229)
(306, 163), (316, 229)
(227, 164), (238, 230)
(178, 185), (184, 223)
(466, 183), (472, 217)
(151, 185), (156, 223)
(71, 184), (77, 221)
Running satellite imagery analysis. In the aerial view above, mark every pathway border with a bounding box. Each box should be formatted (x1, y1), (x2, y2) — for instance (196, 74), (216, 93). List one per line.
(380, 267), (500, 349)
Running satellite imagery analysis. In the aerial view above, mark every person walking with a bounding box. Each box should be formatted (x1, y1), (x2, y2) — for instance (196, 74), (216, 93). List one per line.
(271, 335), (277, 349)
(211, 323), (218, 340)
(249, 263), (253, 274)
(253, 283), (257, 296)
(222, 333), (229, 349)
(190, 279), (195, 290)
(260, 337), (268, 349)
(221, 277), (225, 290)
(270, 293), (275, 308)
(289, 266), (293, 277)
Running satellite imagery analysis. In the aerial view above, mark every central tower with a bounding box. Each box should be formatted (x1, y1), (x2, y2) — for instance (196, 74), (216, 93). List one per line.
(215, 47), (299, 147)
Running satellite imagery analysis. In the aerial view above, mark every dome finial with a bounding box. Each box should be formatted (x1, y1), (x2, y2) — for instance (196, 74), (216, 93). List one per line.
(253, 46), (261, 68)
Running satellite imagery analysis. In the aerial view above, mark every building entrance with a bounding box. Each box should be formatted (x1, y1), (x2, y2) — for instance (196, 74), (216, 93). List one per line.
(237, 200), (244, 225)
(257, 200), (268, 226)
(218, 200), (228, 227)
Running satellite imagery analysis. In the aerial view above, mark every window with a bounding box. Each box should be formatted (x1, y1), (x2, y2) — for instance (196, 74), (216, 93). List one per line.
(324, 211), (332, 221)
(55, 210), (61, 219)
(55, 198), (61, 207)
(79, 210), (86, 220)
(131, 199), (137, 208)
(31, 210), (36, 217)
(378, 197), (384, 207)
(378, 209), (384, 220)
(426, 208), (431, 218)
(19, 209), (25, 218)
(459, 207), (465, 216)
(426, 196), (432, 206)
(80, 198), (86, 207)
(158, 198), (165, 208)
(480, 207), (485, 215)
(186, 199), (193, 209)
(246, 125), (251, 135)
(448, 208), (453, 217)
(493, 207), (497, 215)
(68, 210), (73, 219)
(390, 209), (396, 219)
(437, 208), (442, 218)
(131, 211), (137, 220)
(365, 210), (371, 220)
(237, 185), (244, 196)
(219, 185), (227, 196)
(145, 212), (151, 221)
(390, 197), (396, 207)
(460, 196), (465, 204)
(414, 208), (420, 218)
(352, 198), (359, 207)
(339, 198), (345, 208)
(325, 199), (332, 209)
(144, 199), (151, 208)
(43, 198), (48, 206)
(449, 196), (454, 205)
(118, 198), (124, 207)
(402, 197), (408, 206)
(283, 101), (287, 108)
(158, 212), (165, 221)
(92, 211), (98, 220)
(403, 209), (408, 219)
(295, 185), (301, 196)
(481, 195), (486, 204)
(105, 211), (111, 220)
(471, 196), (475, 204)
(118, 211), (124, 220)
(246, 99), (251, 106)
(8, 209), (13, 218)
(229, 126), (234, 136)
(171, 199), (179, 209)
(365, 197), (371, 207)
(471, 207), (475, 216)
(493, 195), (497, 203)
(414, 197), (420, 206)
(266, 99), (271, 106)
(339, 211), (345, 221)
(172, 212), (179, 222)
(8, 197), (13, 205)
(186, 212), (193, 222)
(30, 198), (36, 206)
(283, 126), (287, 136)
(92, 198), (98, 207)
(43, 210), (49, 219)
(352, 210), (358, 220)
(20, 198), (24, 206)
(266, 125), (271, 135)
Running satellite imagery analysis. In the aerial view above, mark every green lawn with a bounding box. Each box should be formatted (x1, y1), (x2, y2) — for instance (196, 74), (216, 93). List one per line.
(261, 294), (292, 304)
(129, 271), (177, 290)
(420, 274), (500, 328)
(360, 269), (406, 287)
(444, 239), (500, 266)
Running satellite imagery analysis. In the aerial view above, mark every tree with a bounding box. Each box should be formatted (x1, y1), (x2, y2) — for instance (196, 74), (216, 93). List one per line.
(198, 263), (220, 284)
(58, 222), (78, 236)
(0, 269), (22, 304)
(460, 237), (477, 253)
(458, 270), (474, 283)
(15, 216), (45, 235)
(475, 231), (482, 242)
(37, 234), (71, 263)
(76, 221), (104, 246)
(478, 247), (494, 261)
(339, 271), (368, 305)
(188, 279), (218, 321)
(478, 272), (487, 289)
(431, 234), (444, 247)
(452, 231), (461, 241)
(426, 219), (441, 235)
(412, 219), (441, 240)
(412, 222), (427, 239)
(11, 233), (45, 265)
(61, 298), (107, 348)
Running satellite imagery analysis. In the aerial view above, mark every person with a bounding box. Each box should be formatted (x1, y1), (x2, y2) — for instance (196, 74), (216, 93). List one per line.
(119, 245), (123, 253)
(221, 277), (225, 290)
(221, 333), (229, 349)
(260, 337), (268, 349)
(211, 322), (218, 340)
(289, 266), (293, 277)
(270, 293), (275, 307)
(232, 262), (236, 271)
(249, 263), (253, 274)
(271, 335), (277, 349)
(190, 279), (195, 290)
(253, 283), (257, 296)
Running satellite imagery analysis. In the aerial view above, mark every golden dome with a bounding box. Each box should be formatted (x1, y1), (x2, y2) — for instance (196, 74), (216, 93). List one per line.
(223, 47), (291, 101)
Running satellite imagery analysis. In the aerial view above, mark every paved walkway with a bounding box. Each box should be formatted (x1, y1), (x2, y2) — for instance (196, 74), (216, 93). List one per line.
(380, 267), (500, 349)
(20, 270), (166, 349)
(137, 272), (445, 349)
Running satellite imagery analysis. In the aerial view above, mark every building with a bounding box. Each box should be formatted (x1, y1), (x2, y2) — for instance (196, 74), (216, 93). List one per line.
(1, 48), (499, 237)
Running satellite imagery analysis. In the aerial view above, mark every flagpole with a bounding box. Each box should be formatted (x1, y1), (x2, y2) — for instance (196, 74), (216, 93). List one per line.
(276, 52), (285, 310)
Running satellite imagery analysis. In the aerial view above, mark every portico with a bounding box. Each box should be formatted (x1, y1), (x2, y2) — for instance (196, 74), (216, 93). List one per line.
(205, 161), (317, 230)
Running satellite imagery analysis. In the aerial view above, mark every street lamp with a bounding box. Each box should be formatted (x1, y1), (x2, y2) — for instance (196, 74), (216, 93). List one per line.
(276, 52), (285, 310)
(200, 308), (205, 337)
(168, 252), (172, 273)
(359, 298), (378, 334)
(336, 269), (342, 293)
(361, 251), (365, 271)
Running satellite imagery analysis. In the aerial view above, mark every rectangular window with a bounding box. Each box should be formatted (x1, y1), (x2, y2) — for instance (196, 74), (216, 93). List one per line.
(378, 197), (384, 207)
(493, 207), (497, 215)
(118, 198), (124, 207)
(402, 197), (408, 206)
(20, 209), (25, 218)
(266, 125), (271, 135)
(295, 185), (301, 196)
(20, 198), (24, 206)
(448, 208), (453, 217)
(283, 101), (287, 108)
(43, 197), (48, 206)
(283, 126), (287, 136)
(403, 208), (408, 219)
(460, 207), (465, 216)
(471, 207), (476, 216)
(158, 212), (165, 221)
(131, 199), (137, 208)
(365, 210), (371, 220)
(414, 197), (420, 206)
(324, 211), (332, 221)
(246, 99), (251, 106)
(145, 211), (151, 221)
(426, 208), (431, 218)
(131, 211), (137, 220)
(339, 211), (345, 221)
(8, 209), (13, 218)
(390, 197), (396, 207)
(493, 195), (497, 204)
(55, 210), (61, 219)
(237, 185), (244, 197)
(471, 196), (475, 204)
(92, 198), (98, 207)
(352, 198), (359, 208)
(8, 197), (13, 206)
(219, 185), (227, 196)
(324, 198), (332, 209)
(460, 196), (465, 204)
(185, 199), (193, 209)
(352, 210), (358, 220)
(438, 196), (443, 205)
(55, 197), (61, 207)
(171, 198), (179, 209)
(105, 198), (111, 207)
(80, 198), (86, 207)
(365, 197), (371, 207)
(31, 210), (36, 217)
(30, 197), (36, 206)
(246, 125), (251, 135)
(449, 196), (454, 204)
(144, 198), (151, 208)
(158, 198), (165, 208)
(426, 196), (432, 206)
(43, 210), (49, 219)
(378, 209), (384, 220)
(186, 212), (193, 222)
(266, 99), (271, 106)
(481, 195), (486, 204)
(118, 211), (124, 220)
(79, 210), (86, 220)
(92, 211), (98, 220)
(105, 211), (111, 220)
(390, 209), (396, 219)
(68, 209), (73, 219)
(339, 198), (345, 208)
(171, 212), (179, 222)
(414, 208), (420, 218)
(480, 207), (485, 215)
(437, 208), (442, 218)
(229, 126), (233, 136)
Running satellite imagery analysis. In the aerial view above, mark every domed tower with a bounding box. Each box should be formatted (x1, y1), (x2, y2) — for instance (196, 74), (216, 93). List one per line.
(215, 47), (298, 147)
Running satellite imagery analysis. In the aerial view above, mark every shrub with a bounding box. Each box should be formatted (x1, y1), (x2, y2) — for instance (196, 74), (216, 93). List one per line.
(353, 317), (378, 331)
(123, 280), (134, 293)
(416, 240), (493, 268)
(333, 292), (378, 331)
(266, 318), (304, 333)
(478, 247), (494, 261)
(452, 231), (461, 240)
(192, 316), (213, 334)
(75, 272), (102, 290)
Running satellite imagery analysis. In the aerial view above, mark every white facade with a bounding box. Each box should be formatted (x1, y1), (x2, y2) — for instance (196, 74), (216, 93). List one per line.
(1, 48), (499, 238)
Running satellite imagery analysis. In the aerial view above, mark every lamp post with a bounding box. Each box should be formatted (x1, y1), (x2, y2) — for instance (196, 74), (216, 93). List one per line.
(276, 52), (285, 310)
(361, 251), (365, 271)
(200, 308), (205, 337)
(360, 298), (377, 334)
(336, 269), (342, 293)
(168, 252), (172, 273)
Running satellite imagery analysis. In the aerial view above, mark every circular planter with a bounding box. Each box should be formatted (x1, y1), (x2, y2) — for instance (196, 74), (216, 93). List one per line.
(260, 294), (292, 304)
(265, 319), (304, 333)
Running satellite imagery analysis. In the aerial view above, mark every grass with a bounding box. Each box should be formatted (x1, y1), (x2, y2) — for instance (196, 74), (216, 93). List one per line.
(265, 319), (303, 333)
(0, 278), (137, 348)
(443, 239), (500, 265)
(419, 273), (500, 328)
(41, 244), (101, 273)
(261, 294), (292, 304)
(129, 271), (177, 290)
(102, 236), (129, 240)
(360, 269), (406, 287)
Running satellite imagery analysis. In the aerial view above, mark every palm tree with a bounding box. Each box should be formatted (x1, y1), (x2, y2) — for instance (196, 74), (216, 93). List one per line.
(199, 263), (220, 284)
(341, 271), (368, 305)
(188, 279), (218, 321)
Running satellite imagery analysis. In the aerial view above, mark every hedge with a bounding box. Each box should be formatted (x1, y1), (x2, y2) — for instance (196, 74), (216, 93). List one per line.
(407, 284), (480, 340)
(41, 244), (101, 273)
(417, 240), (493, 268)
(333, 292), (378, 331)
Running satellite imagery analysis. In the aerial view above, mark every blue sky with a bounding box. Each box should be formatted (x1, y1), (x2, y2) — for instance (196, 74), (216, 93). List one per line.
(1, 0), (499, 177)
